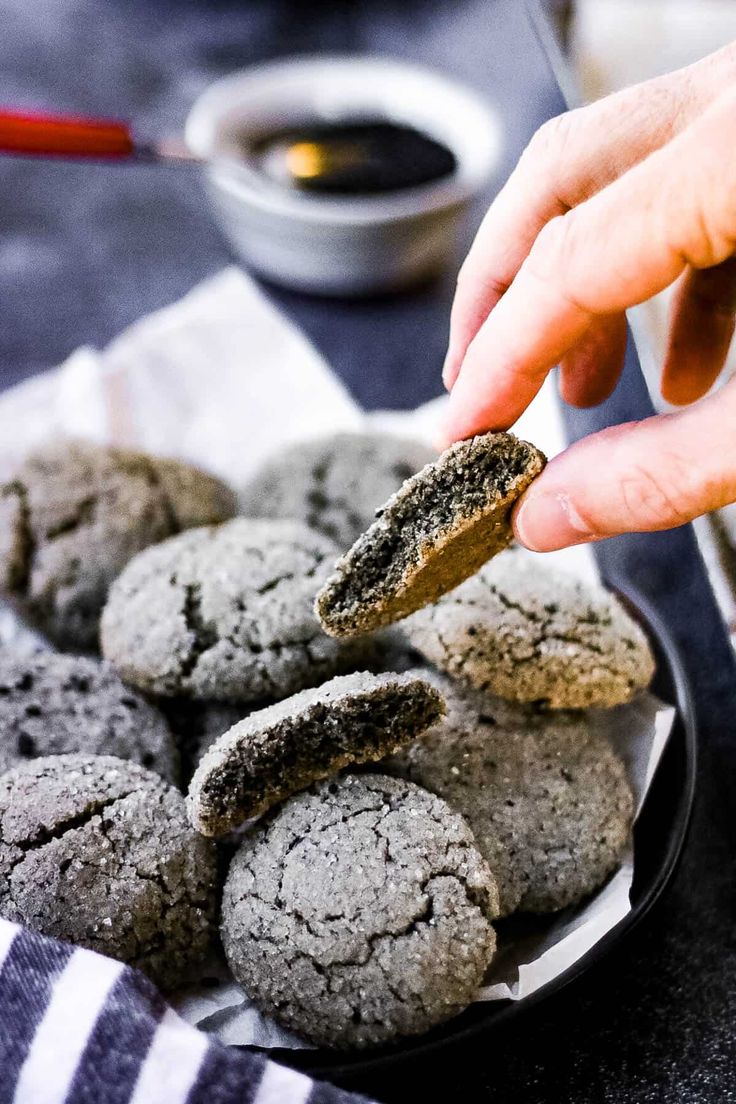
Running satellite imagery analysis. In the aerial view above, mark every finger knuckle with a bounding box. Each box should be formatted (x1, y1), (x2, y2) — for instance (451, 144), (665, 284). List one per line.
(455, 259), (471, 288)
(619, 453), (697, 529)
(525, 215), (579, 289)
(455, 254), (483, 289)
(686, 198), (733, 270)
(523, 113), (576, 169)
(531, 214), (569, 257)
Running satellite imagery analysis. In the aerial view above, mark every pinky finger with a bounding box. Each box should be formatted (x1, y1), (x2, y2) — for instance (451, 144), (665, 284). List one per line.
(661, 258), (736, 406)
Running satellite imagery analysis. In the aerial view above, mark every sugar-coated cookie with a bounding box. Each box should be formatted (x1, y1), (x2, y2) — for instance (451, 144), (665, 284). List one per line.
(405, 549), (655, 708)
(221, 773), (498, 1049)
(385, 671), (634, 914)
(0, 651), (178, 781)
(101, 519), (373, 703)
(0, 755), (218, 990)
(240, 431), (435, 549)
(0, 440), (236, 651)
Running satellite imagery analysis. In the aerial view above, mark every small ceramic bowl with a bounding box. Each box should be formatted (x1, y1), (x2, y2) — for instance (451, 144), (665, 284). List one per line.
(185, 55), (502, 296)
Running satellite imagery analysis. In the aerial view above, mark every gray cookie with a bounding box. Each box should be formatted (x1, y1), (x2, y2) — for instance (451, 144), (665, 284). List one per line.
(385, 671), (634, 915)
(0, 651), (178, 781)
(221, 773), (498, 1049)
(315, 432), (546, 638)
(240, 432), (435, 549)
(405, 549), (655, 709)
(0, 755), (218, 990)
(187, 671), (445, 836)
(101, 518), (372, 703)
(0, 439), (237, 651)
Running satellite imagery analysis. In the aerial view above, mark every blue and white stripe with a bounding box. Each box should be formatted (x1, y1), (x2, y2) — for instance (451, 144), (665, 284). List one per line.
(0, 921), (371, 1104)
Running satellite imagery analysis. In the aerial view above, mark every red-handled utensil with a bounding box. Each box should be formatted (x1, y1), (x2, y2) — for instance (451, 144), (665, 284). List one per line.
(0, 108), (197, 163)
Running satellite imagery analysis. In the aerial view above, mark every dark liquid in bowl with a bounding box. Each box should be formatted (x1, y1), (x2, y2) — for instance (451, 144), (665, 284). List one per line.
(245, 120), (457, 195)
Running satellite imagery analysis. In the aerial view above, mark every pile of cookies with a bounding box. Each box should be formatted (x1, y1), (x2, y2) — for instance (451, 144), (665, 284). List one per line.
(0, 431), (655, 1050)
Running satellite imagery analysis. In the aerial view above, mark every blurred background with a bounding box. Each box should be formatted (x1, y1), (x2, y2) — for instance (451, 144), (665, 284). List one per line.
(572, 0), (736, 96)
(3, 0), (736, 397)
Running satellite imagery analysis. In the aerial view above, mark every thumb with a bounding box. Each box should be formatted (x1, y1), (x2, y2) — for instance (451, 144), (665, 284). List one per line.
(513, 380), (736, 551)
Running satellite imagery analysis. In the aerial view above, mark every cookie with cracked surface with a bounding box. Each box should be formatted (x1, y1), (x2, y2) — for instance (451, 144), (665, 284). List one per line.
(101, 518), (372, 703)
(315, 432), (546, 638)
(240, 432), (435, 549)
(383, 671), (634, 915)
(0, 651), (178, 781)
(221, 773), (498, 1049)
(405, 549), (655, 708)
(187, 671), (445, 836)
(0, 439), (237, 651)
(0, 755), (218, 990)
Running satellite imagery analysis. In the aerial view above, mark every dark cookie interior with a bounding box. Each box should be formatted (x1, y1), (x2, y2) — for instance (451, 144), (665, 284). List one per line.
(188, 672), (445, 835)
(316, 432), (545, 637)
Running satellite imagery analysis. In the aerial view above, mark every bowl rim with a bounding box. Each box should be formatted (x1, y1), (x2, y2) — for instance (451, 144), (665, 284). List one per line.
(185, 54), (502, 227)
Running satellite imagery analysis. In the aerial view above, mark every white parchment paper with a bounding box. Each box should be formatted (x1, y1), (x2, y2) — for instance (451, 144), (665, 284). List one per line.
(0, 268), (675, 1047)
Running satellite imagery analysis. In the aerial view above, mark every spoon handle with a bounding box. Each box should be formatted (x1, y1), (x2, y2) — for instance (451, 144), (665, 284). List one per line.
(0, 108), (137, 159)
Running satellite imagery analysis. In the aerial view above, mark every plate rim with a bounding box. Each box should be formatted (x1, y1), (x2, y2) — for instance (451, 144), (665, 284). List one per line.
(260, 582), (698, 1079)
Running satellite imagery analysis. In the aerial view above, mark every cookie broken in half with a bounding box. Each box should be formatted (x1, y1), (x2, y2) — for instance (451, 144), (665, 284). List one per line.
(315, 432), (545, 637)
(187, 670), (445, 836)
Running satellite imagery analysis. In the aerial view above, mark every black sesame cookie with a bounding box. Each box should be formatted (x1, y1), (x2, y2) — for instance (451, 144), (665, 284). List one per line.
(239, 431), (435, 549)
(0, 440), (237, 652)
(405, 549), (655, 708)
(384, 671), (634, 915)
(100, 518), (372, 703)
(187, 671), (445, 836)
(0, 651), (178, 781)
(0, 755), (218, 990)
(315, 432), (545, 638)
(221, 773), (498, 1050)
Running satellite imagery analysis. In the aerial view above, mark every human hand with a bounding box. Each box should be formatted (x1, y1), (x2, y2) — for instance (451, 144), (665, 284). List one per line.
(441, 42), (736, 551)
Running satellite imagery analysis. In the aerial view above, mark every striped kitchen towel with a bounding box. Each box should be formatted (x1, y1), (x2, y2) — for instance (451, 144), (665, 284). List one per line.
(0, 921), (373, 1104)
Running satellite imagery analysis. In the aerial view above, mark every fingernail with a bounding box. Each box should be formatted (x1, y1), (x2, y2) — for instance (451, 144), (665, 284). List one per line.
(513, 492), (593, 552)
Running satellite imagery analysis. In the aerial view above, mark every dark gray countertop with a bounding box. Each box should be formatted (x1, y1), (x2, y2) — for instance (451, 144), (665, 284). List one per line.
(1, 2), (736, 1101)
(0, 0), (558, 408)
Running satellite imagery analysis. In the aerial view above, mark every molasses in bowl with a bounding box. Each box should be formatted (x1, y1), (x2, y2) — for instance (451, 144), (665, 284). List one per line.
(185, 55), (502, 296)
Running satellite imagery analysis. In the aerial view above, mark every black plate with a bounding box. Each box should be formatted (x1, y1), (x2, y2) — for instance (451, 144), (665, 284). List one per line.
(257, 584), (696, 1081)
